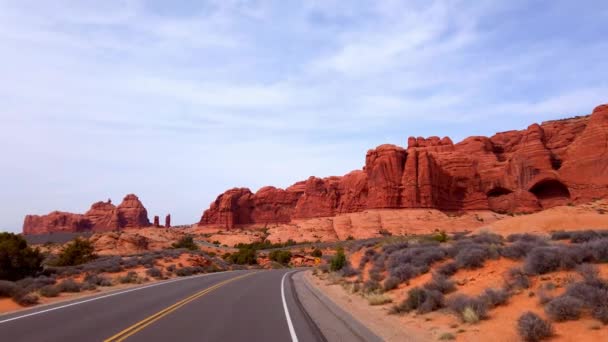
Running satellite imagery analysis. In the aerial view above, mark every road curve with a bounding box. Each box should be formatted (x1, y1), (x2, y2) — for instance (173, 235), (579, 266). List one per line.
(0, 269), (326, 342)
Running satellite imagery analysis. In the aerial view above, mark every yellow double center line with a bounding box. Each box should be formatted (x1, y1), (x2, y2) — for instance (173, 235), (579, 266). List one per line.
(104, 272), (255, 342)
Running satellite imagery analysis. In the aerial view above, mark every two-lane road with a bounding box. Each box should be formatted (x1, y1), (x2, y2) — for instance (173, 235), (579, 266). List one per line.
(0, 270), (325, 342)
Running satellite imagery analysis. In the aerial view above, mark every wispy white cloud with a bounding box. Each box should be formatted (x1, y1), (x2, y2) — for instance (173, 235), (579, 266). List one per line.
(0, 0), (607, 232)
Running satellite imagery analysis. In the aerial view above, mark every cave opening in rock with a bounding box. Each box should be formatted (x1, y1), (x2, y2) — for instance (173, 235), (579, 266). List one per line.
(487, 187), (513, 197)
(529, 179), (570, 203)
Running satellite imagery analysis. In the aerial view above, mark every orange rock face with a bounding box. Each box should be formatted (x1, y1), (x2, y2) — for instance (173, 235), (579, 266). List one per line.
(201, 104), (608, 228)
(23, 194), (151, 235)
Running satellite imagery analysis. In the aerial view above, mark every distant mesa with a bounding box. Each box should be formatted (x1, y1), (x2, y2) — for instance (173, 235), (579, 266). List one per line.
(200, 104), (608, 228)
(23, 194), (152, 235)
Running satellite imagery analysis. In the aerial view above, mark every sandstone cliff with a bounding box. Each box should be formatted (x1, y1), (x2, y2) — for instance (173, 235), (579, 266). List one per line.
(201, 104), (608, 228)
(23, 194), (151, 235)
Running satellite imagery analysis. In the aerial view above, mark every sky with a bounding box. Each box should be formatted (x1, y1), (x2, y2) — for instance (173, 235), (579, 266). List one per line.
(1, 0), (607, 233)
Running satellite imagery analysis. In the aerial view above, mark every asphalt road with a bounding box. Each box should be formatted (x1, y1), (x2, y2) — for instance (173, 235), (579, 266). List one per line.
(0, 270), (329, 342)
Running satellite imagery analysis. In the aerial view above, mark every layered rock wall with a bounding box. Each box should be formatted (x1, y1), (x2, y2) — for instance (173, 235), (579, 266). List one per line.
(200, 104), (608, 228)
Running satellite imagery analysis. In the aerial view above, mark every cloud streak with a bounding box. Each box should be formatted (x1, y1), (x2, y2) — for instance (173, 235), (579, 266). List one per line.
(0, 0), (607, 232)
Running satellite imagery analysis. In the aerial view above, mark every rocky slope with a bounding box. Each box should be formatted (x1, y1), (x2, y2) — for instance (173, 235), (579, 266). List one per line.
(201, 104), (608, 228)
(23, 194), (152, 235)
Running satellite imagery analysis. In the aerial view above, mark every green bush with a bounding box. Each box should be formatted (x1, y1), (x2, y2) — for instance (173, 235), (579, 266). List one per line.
(269, 250), (292, 265)
(227, 248), (257, 265)
(0, 232), (43, 281)
(171, 236), (199, 251)
(330, 247), (347, 271)
(39, 285), (60, 298)
(54, 238), (96, 266)
(234, 239), (297, 250)
(311, 248), (323, 257)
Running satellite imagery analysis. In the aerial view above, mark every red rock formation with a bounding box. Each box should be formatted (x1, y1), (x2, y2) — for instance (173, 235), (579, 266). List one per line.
(116, 194), (151, 228)
(153, 216), (160, 227)
(165, 214), (171, 228)
(23, 211), (91, 235)
(200, 104), (608, 228)
(23, 194), (152, 235)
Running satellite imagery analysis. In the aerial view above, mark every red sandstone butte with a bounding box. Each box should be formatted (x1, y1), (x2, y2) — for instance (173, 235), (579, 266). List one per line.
(23, 194), (152, 235)
(201, 104), (608, 228)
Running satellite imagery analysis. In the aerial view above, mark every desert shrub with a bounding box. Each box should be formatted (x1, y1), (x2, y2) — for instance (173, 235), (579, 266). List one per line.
(166, 264), (176, 273)
(146, 267), (163, 279)
(388, 264), (418, 283)
(12, 291), (39, 306)
(436, 262), (458, 276)
(339, 264), (359, 277)
(368, 269), (384, 282)
(330, 248), (347, 272)
(472, 232), (503, 245)
(390, 287), (444, 314)
(448, 295), (488, 323)
(505, 267), (531, 290)
(585, 238), (608, 262)
(383, 276), (400, 291)
(430, 231), (448, 243)
(455, 246), (490, 269)
(387, 243), (446, 269)
(359, 248), (377, 269)
(545, 296), (584, 321)
(479, 288), (510, 308)
(39, 285), (60, 297)
(569, 230), (608, 243)
(0, 232), (44, 281)
(517, 312), (553, 341)
(507, 233), (543, 243)
(269, 250), (292, 265)
(439, 333), (455, 340)
(118, 271), (140, 284)
(16, 276), (56, 294)
(80, 282), (97, 291)
(175, 266), (205, 277)
(550, 231), (571, 240)
(424, 273), (455, 294)
(366, 293), (393, 306)
(371, 253), (387, 272)
(54, 238), (96, 267)
(171, 235), (199, 251)
(82, 256), (123, 273)
(57, 279), (81, 293)
(122, 258), (139, 268)
(0, 280), (17, 297)
(311, 248), (323, 258)
(537, 288), (554, 305)
(523, 247), (562, 275)
(227, 248), (257, 265)
(382, 242), (409, 255)
(362, 279), (381, 294)
(593, 305), (608, 324)
(501, 237), (548, 260)
(84, 274), (112, 287)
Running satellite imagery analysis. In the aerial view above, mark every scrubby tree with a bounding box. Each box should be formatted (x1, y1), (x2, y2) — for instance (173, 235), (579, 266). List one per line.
(269, 250), (292, 265)
(54, 238), (96, 266)
(171, 235), (199, 251)
(330, 247), (347, 271)
(0, 233), (43, 281)
(228, 248), (257, 265)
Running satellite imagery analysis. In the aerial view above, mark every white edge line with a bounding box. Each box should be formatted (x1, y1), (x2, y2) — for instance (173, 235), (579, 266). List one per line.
(0, 271), (236, 324)
(281, 270), (299, 342)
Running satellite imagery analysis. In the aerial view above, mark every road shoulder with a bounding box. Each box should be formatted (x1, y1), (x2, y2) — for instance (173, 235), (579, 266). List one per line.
(297, 270), (432, 342)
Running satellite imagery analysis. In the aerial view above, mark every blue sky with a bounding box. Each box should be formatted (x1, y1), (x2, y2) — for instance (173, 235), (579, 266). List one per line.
(1, 0), (607, 232)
